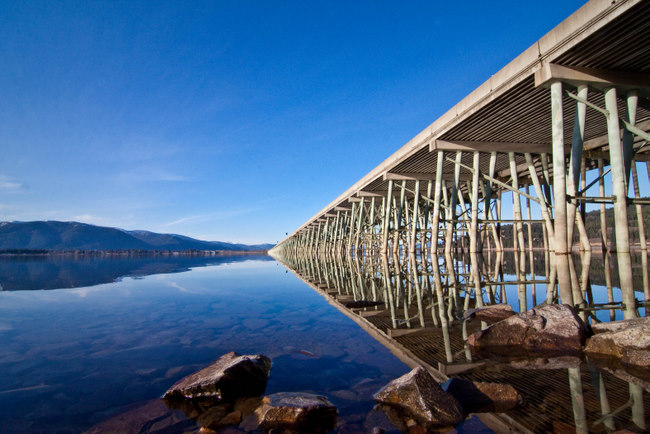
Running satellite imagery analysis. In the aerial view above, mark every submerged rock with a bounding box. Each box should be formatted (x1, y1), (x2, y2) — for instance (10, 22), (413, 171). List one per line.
(196, 405), (231, 430)
(163, 352), (272, 402)
(344, 300), (385, 309)
(445, 378), (520, 413)
(467, 304), (590, 357)
(584, 316), (650, 372)
(508, 356), (581, 370)
(363, 405), (402, 433)
(463, 304), (515, 324)
(86, 399), (194, 433)
(247, 392), (337, 432)
(374, 366), (463, 430)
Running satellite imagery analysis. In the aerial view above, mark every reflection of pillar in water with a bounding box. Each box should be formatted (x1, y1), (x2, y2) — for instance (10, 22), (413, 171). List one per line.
(587, 359), (615, 431)
(432, 253), (453, 363)
(462, 318), (473, 362)
(567, 366), (588, 434)
(381, 254), (397, 329)
(630, 384), (646, 430)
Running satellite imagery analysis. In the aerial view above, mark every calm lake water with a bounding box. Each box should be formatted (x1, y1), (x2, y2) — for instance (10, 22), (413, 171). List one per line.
(0, 255), (410, 432)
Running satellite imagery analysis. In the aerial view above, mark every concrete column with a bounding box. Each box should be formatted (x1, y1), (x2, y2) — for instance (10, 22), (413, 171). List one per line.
(550, 81), (574, 305)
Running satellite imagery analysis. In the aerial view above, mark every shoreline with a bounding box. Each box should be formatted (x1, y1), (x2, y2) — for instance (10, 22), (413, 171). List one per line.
(0, 249), (269, 257)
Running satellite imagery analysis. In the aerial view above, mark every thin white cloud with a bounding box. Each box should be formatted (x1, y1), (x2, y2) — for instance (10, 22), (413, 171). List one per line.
(0, 175), (24, 193)
(161, 206), (264, 228)
(116, 166), (188, 183)
(163, 215), (206, 226)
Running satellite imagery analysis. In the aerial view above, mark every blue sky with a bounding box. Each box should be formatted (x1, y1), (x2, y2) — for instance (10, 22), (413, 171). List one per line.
(0, 1), (588, 244)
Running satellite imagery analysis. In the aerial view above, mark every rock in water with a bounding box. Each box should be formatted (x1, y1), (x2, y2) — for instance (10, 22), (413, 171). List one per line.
(163, 352), (272, 402)
(85, 399), (193, 434)
(463, 304), (516, 324)
(584, 316), (650, 371)
(373, 366), (463, 430)
(467, 304), (590, 357)
(344, 300), (385, 309)
(251, 392), (337, 432)
(445, 378), (520, 413)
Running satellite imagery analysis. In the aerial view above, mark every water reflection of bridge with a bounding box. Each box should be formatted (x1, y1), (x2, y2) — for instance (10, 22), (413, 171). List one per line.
(270, 0), (650, 431)
(276, 252), (648, 432)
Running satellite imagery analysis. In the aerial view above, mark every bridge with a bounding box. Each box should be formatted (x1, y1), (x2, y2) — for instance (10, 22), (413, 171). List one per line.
(271, 0), (650, 320)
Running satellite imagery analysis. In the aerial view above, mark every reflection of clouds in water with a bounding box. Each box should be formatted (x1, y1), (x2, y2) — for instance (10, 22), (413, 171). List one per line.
(0, 323), (12, 332)
(167, 281), (202, 294)
(0, 259), (408, 432)
(68, 287), (104, 298)
(67, 284), (133, 298)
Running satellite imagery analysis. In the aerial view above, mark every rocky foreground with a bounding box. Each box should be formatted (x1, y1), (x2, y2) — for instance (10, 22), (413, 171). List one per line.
(467, 304), (650, 381)
(88, 305), (649, 433)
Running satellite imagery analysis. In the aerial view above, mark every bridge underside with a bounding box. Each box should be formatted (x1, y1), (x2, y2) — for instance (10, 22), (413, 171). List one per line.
(272, 0), (650, 319)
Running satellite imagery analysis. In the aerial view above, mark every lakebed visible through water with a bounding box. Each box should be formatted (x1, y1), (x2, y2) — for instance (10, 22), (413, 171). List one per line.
(0, 255), (410, 432)
(2, 253), (648, 432)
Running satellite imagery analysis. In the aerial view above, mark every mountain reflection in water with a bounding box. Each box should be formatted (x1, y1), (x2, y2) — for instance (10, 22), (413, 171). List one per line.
(0, 253), (273, 291)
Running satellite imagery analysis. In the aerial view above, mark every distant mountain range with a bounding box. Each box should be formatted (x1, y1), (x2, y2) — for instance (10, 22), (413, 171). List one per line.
(0, 221), (274, 252)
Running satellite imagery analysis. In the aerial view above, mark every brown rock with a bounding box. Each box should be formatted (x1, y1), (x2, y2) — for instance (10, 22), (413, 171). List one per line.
(196, 405), (229, 429)
(253, 392), (337, 432)
(220, 410), (243, 426)
(584, 317), (650, 371)
(238, 413), (261, 432)
(463, 304), (516, 324)
(467, 304), (589, 357)
(622, 348), (650, 370)
(374, 366), (463, 430)
(591, 317), (648, 334)
(163, 352), (272, 402)
(85, 399), (193, 434)
(508, 356), (581, 370)
(445, 378), (520, 413)
(344, 300), (385, 309)
(234, 396), (263, 419)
